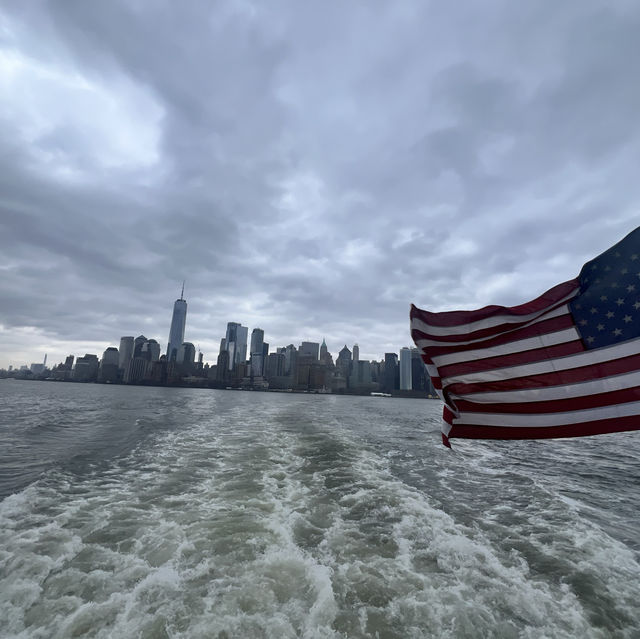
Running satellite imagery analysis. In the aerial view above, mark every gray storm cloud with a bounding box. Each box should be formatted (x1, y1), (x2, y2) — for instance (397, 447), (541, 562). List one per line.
(1, 0), (639, 367)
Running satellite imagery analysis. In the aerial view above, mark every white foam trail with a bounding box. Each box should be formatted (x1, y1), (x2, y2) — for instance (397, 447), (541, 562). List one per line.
(1, 393), (639, 638)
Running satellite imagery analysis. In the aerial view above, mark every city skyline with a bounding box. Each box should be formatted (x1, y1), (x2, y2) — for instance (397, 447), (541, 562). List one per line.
(0, 283), (413, 371)
(0, 294), (414, 373)
(2, 2), (639, 373)
(1, 278), (416, 372)
(1, 285), (432, 396)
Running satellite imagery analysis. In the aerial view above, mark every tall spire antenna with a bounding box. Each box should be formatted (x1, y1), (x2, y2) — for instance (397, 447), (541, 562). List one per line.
(181, 280), (185, 300)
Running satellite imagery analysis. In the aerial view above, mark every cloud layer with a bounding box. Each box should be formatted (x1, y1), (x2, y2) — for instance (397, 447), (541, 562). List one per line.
(2, 1), (640, 367)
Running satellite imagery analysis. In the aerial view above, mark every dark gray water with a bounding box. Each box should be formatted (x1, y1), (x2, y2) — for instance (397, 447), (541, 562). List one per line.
(1, 380), (639, 638)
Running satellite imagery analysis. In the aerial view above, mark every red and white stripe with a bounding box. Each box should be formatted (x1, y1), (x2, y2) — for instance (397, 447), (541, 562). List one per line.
(410, 278), (640, 446)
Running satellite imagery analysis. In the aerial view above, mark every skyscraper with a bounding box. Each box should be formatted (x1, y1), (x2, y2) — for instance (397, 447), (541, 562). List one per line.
(319, 339), (334, 367)
(266, 352), (285, 379)
(225, 322), (248, 370)
(284, 344), (297, 377)
(133, 335), (147, 358)
(336, 345), (352, 372)
(119, 336), (134, 370)
(75, 354), (100, 382)
(250, 328), (264, 376)
(299, 342), (320, 359)
(99, 347), (120, 383)
(238, 326), (248, 364)
(349, 359), (372, 390)
(383, 353), (398, 393)
(142, 339), (161, 362)
(410, 347), (428, 393)
(167, 283), (187, 362)
(399, 347), (412, 390)
(178, 342), (196, 364)
(353, 344), (359, 362)
(101, 347), (119, 367)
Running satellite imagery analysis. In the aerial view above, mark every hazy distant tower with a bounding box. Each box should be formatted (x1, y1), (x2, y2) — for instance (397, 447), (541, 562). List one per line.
(319, 339), (333, 367)
(167, 283), (187, 362)
(399, 347), (412, 390)
(119, 336), (134, 369)
(133, 335), (147, 358)
(225, 322), (248, 370)
(299, 342), (320, 359)
(250, 328), (265, 376)
(178, 342), (196, 364)
(143, 339), (161, 362)
(353, 344), (359, 362)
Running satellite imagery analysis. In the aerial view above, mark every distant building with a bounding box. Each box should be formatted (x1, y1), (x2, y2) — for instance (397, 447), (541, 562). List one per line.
(178, 342), (196, 364)
(99, 347), (120, 383)
(142, 339), (161, 362)
(309, 362), (329, 390)
(250, 328), (265, 376)
(232, 361), (247, 383)
(119, 337), (134, 370)
(399, 347), (412, 390)
(319, 339), (334, 368)
(266, 352), (285, 379)
(250, 353), (263, 379)
(30, 361), (46, 375)
(75, 354), (100, 382)
(101, 347), (119, 367)
(149, 358), (167, 385)
(383, 353), (398, 393)
(349, 359), (374, 392)
(133, 335), (147, 358)
(225, 322), (248, 370)
(410, 348), (428, 393)
(330, 370), (347, 393)
(337, 345), (351, 366)
(299, 342), (320, 360)
(216, 350), (230, 383)
(283, 344), (297, 377)
(352, 344), (359, 362)
(295, 351), (314, 389)
(166, 284), (187, 362)
(124, 357), (150, 384)
(52, 356), (74, 380)
(336, 345), (352, 382)
(370, 360), (381, 384)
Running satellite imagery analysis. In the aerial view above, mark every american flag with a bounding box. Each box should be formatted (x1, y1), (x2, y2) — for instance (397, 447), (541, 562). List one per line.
(410, 227), (640, 448)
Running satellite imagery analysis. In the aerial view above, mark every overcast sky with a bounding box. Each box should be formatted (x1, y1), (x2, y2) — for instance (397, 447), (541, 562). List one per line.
(2, 0), (640, 368)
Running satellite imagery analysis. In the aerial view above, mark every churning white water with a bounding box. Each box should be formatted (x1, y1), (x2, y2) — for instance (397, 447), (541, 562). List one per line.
(1, 382), (639, 638)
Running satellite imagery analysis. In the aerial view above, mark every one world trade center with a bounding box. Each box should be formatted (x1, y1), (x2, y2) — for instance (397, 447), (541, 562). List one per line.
(166, 283), (187, 362)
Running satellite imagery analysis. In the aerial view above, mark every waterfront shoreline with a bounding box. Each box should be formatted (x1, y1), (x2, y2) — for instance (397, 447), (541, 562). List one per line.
(0, 376), (437, 399)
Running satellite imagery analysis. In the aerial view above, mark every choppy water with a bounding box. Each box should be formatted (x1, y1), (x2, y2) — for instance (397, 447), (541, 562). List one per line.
(1, 381), (639, 638)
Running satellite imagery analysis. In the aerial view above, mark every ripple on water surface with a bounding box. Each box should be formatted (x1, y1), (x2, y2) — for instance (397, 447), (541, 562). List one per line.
(1, 384), (639, 638)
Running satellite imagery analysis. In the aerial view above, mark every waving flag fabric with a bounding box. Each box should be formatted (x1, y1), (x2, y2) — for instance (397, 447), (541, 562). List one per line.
(410, 227), (640, 447)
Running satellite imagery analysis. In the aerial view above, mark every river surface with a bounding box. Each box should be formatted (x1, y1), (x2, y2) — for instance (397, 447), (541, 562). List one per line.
(1, 380), (639, 638)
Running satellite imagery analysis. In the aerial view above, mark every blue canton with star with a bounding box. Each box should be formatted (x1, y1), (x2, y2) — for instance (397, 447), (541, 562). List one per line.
(570, 227), (640, 350)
